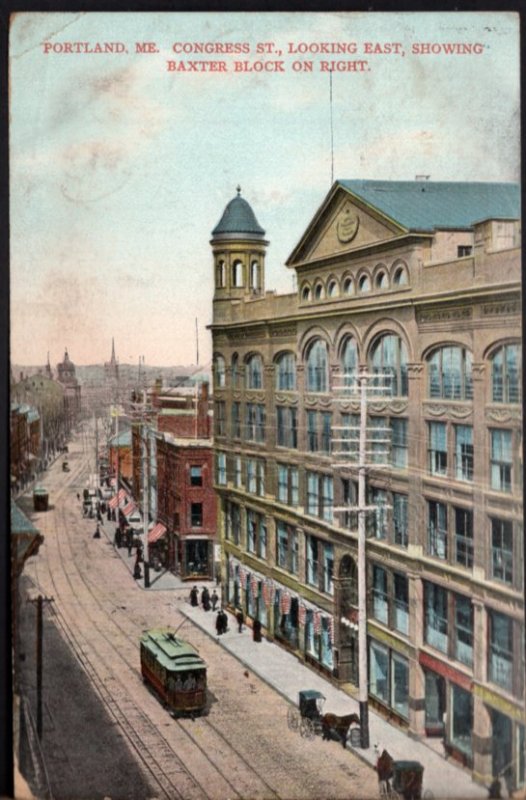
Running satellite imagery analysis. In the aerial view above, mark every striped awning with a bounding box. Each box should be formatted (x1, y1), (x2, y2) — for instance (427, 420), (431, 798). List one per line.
(148, 522), (167, 544)
(109, 495), (119, 509)
(123, 501), (136, 517)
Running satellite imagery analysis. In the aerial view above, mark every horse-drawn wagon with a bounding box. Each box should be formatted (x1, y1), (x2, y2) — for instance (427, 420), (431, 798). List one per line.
(287, 690), (360, 746)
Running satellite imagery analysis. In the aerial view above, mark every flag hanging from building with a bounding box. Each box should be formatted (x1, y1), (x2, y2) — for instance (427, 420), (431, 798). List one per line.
(280, 592), (291, 615)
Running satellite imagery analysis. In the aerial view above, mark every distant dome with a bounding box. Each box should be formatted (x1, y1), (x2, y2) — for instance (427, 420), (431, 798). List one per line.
(211, 187), (266, 241)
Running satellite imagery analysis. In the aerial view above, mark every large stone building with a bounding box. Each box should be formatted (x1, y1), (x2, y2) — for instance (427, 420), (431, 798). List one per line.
(56, 348), (82, 433)
(210, 182), (522, 788)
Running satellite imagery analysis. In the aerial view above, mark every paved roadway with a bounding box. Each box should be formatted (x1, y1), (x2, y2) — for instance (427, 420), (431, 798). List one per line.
(17, 426), (379, 800)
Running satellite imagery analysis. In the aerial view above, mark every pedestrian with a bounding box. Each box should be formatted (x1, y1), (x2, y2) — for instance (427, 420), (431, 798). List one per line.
(190, 586), (198, 607)
(114, 528), (121, 548)
(202, 587), (210, 611)
(253, 618), (262, 642)
(76, 492), (80, 501)
(136, 543), (143, 563)
(127, 535), (133, 557)
(93, 524), (101, 539)
(220, 610), (228, 633)
(211, 589), (219, 611)
(215, 611), (223, 636)
(107, 506), (111, 521)
(236, 608), (244, 633)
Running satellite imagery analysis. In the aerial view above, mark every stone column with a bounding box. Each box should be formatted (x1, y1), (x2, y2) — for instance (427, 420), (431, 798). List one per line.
(471, 362), (487, 579)
(408, 572), (426, 736)
(406, 363), (424, 557)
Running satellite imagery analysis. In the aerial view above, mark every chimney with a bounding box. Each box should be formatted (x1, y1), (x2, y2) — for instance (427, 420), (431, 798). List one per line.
(197, 381), (210, 437)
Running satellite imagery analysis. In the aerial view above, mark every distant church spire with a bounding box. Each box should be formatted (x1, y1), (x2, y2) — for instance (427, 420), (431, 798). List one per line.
(111, 337), (116, 363)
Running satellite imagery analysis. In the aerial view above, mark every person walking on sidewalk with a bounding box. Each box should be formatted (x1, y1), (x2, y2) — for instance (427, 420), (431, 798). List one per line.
(253, 618), (262, 642)
(201, 587), (211, 611)
(211, 590), (219, 611)
(190, 586), (198, 607)
(236, 608), (244, 633)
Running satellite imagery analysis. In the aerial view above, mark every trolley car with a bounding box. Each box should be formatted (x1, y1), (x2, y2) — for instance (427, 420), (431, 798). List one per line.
(140, 628), (207, 716)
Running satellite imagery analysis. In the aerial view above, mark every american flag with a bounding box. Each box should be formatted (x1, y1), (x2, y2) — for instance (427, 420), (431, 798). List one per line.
(328, 616), (334, 641)
(314, 611), (322, 635)
(239, 566), (246, 584)
(298, 603), (306, 626)
(280, 592), (291, 615)
(250, 574), (259, 598)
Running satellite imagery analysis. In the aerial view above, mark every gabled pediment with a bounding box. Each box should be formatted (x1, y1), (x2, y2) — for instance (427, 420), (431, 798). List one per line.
(286, 183), (408, 267)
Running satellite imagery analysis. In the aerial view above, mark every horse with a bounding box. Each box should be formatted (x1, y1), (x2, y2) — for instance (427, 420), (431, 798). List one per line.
(321, 712), (360, 747)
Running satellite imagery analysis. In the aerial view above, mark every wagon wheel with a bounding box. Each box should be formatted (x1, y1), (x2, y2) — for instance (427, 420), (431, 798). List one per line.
(287, 706), (300, 731)
(300, 717), (315, 740)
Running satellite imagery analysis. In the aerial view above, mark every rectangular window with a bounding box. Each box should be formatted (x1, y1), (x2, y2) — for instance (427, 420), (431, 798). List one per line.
(321, 412), (332, 454)
(231, 503), (241, 545)
(190, 465), (202, 486)
(321, 475), (333, 522)
(307, 471), (318, 516)
(257, 459), (265, 496)
(306, 472), (333, 521)
(394, 573), (409, 635)
(247, 459), (257, 494)
(372, 565), (389, 624)
(490, 429), (513, 492)
(339, 413), (359, 461)
(488, 611), (513, 692)
(368, 487), (388, 540)
(428, 500), (448, 559)
(454, 594), (473, 667)
(231, 402), (241, 439)
(450, 685), (473, 758)
(455, 425), (473, 481)
(276, 406), (297, 449)
(190, 502), (203, 527)
(306, 535), (319, 587)
(323, 542), (334, 595)
(424, 582), (448, 653)
(454, 507), (473, 568)
(247, 510), (257, 553)
(216, 453), (227, 485)
(234, 456), (242, 488)
(307, 411), (318, 452)
(341, 478), (358, 530)
(491, 517), (514, 585)
(276, 521), (297, 574)
(215, 401), (225, 436)
(457, 245), (473, 258)
(429, 422), (447, 476)
(391, 418), (408, 468)
(256, 404), (265, 443)
(277, 464), (298, 506)
(369, 641), (389, 704)
(393, 493), (408, 547)
(391, 653), (409, 719)
(246, 403), (256, 441)
(259, 518), (267, 560)
(370, 417), (390, 465)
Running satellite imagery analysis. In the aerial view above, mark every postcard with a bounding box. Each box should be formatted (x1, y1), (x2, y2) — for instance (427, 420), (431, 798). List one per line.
(9, 11), (522, 800)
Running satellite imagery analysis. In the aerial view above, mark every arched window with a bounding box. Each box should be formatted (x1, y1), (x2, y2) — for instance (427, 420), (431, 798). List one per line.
(232, 260), (244, 287)
(214, 355), (226, 389)
(216, 260), (226, 288)
(359, 274), (371, 292)
(328, 279), (339, 298)
(341, 337), (358, 387)
(314, 283), (324, 300)
(393, 265), (408, 286)
(428, 346), (473, 400)
(250, 260), (259, 290)
(343, 276), (355, 296)
(376, 271), (388, 289)
(246, 354), (263, 390)
(370, 334), (408, 397)
(302, 285), (312, 302)
(306, 339), (329, 393)
(231, 353), (239, 388)
(491, 343), (521, 403)
(276, 352), (296, 391)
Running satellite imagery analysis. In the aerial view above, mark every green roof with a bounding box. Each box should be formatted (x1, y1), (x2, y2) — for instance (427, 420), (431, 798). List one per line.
(212, 188), (266, 238)
(339, 180), (520, 231)
(140, 628), (206, 673)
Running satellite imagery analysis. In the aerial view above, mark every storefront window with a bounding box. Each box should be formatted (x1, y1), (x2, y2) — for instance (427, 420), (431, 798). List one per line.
(321, 617), (333, 670)
(450, 684), (473, 758)
(370, 641), (389, 704)
(186, 540), (209, 576)
(391, 654), (409, 718)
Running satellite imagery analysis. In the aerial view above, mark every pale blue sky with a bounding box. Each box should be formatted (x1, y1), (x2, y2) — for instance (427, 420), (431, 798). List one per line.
(10, 11), (519, 367)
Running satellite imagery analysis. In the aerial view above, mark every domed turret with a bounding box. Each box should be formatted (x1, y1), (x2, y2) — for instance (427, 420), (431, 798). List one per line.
(211, 187), (268, 302)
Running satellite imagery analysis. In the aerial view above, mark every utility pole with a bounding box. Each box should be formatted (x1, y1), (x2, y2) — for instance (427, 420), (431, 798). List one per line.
(29, 595), (54, 739)
(332, 365), (391, 750)
(94, 412), (99, 483)
(141, 392), (150, 589)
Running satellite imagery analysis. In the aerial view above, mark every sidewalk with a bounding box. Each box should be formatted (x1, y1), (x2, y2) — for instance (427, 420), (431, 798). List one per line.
(99, 520), (487, 799)
(180, 599), (488, 800)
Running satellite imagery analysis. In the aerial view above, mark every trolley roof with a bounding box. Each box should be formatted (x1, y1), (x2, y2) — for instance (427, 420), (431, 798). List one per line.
(140, 628), (207, 672)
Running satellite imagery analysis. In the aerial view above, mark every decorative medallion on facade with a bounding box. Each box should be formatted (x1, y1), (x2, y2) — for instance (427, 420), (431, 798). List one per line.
(336, 203), (360, 244)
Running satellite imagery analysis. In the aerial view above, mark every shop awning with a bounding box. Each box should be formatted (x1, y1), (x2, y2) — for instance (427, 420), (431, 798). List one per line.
(108, 495), (119, 509)
(123, 501), (136, 517)
(148, 522), (167, 544)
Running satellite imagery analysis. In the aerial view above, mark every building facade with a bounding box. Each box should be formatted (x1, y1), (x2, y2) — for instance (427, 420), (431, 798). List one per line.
(210, 182), (523, 788)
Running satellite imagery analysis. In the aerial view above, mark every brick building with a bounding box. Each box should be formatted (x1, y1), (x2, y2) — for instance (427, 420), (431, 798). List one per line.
(132, 383), (217, 579)
(209, 182), (522, 788)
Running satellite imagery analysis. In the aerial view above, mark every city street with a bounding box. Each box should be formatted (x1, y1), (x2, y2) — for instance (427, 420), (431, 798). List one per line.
(16, 427), (379, 800)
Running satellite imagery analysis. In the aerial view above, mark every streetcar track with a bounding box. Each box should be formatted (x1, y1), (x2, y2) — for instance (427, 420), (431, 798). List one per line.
(28, 436), (284, 800)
